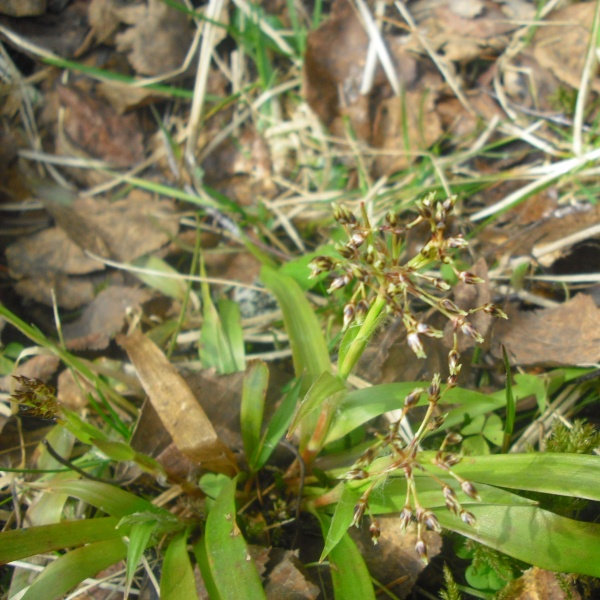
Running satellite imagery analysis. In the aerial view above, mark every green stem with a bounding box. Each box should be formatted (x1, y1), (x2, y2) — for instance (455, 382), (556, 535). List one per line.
(338, 293), (387, 379)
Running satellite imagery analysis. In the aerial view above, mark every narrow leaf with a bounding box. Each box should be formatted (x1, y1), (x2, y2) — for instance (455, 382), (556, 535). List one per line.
(22, 538), (127, 600)
(0, 517), (126, 564)
(219, 298), (245, 371)
(241, 360), (269, 466)
(251, 377), (302, 470)
(316, 513), (375, 600)
(501, 345), (516, 452)
(260, 265), (329, 385)
(125, 520), (157, 590)
(320, 485), (359, 560)
(161, 530), (199, 600)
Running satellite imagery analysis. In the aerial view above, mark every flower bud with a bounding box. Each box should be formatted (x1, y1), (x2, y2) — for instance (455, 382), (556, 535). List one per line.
(415, 538), (428, 562)
(447, 236), (469, 249)
(356, 299), (369, 318)
(428, 374), (441, 400)
(404, 388), (424, 408)
(460, 510), (476, 526)
(342, 303), (355, 330)
(328, 273), (351, 293)
(482, 303), (508, 319)
(460, 480), (480, 500)
(407, 332), (426, 358)
(460, 321), (484, 343)
(369, 519), (381, 544)
(423, 510), (441, 532)
(457, 271), (484, 284)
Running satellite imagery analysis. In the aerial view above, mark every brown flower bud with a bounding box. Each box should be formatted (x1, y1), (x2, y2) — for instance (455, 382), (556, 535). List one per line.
(404, 388), (424, 408)
(415, 538), (428, 562)
(460, 510), (476, 526)
(447, 236), (469, 249)
(423, 510), (441, 532)
(399, 505), (412, 531)
(342, 303), (355, 330)
(428, 374), (441, 400)
(328, 273), (351, 293)
(457, 271), (484, 284)
(369, 519), (381, 544)
(460, 480), (480, 500)
(482, 303), (508, 319)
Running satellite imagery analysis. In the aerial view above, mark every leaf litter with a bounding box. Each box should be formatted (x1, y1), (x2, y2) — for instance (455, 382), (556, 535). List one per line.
(0, 0), (600, 597)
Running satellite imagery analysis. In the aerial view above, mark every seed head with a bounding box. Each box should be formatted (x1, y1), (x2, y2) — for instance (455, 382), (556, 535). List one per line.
(369, 519), (381, 544)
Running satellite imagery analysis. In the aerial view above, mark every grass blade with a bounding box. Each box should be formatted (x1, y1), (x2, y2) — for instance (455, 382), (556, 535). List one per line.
(316, 513), (376, 600)
(22, 538), (127, 600)
(501, 345), (516, 452)
(125, 520), (157, 591)
(0, 517), (126, 564)
(160, 530), (199, 600)
(241, 360), (269, 468)
(260, 265), (329, 386)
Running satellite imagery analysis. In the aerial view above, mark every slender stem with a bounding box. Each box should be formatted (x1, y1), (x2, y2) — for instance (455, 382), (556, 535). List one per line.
(338, 292), (387, 378)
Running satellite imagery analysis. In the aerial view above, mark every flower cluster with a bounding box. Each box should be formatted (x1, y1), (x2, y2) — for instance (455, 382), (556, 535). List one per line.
(312, 195), (507, 561)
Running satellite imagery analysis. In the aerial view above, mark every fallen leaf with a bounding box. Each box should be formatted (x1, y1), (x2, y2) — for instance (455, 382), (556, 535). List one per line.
(118, 329), (238, 474)
(115, 0), (194, 76)
(0, 0), (45, 17)
(57, 368), (93, 409)
(492, 294), (600, 366)
(13, 274), (96, 309)
(63, 285), (151, 350)
(350, 519), (441, 599)
(265, 550), (320, 600)
(532, 3), (600, 93)
(57, 84), (144, 168)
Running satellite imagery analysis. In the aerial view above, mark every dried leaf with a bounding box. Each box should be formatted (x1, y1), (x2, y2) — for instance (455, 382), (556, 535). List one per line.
(0, 0), (45, 17)
(350, 519), (441, 599)
(118, 330), (237, 474)
(57, 85), (144, 168)
(115, 0), (194, 76)
(265, 551), (319, 600)
(492, 294), (600, 366)
(63, 286), (151, 350)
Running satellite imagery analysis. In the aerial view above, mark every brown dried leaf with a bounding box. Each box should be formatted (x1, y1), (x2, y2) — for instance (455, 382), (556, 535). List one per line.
(57, 368), (92, 410)
(13, 275), (95, 309)
(532, 3), (600, 93)
(63, 286), (151, 350)
(492, 294), (600, 366)
(57, 84), (144, 168)
(118, 330), (237, 474)
(265, 551), (319, 600)
(6, 227), (101, 279)
(72, 191), (178, 262)
(0, 0), (45, 17)
(350, 519), (441, 599)
(114, 0), (194, 76)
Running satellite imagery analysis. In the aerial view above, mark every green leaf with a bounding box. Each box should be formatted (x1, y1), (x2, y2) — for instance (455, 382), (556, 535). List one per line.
(320, 484), (359, 560)
(133, 255), (188, 301)
(161, 530), (199, 600)
(0, 517), (127, 564)
(218, 298), (245, 371)
(22, 538), (127, 600)
(436, 504), (600, 576)
(241, 360), (269, 467)
(200, 261), (243, 374)
(449, 453), (600, 501)
(195, 476), (266, 599)
(502, 345), (516, 452)
(326, 383), (505, 444)
(260, 265), (329, 386)
(39, 479), (167, 518)
(316, 513), (375, 600)
(126, 520), (157, 590)
(251, 377), (302, 470)
(289, 371), (346, 450)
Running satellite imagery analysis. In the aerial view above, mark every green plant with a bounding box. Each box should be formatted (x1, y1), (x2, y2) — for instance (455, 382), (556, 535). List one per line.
(2, 196), (600, 598)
